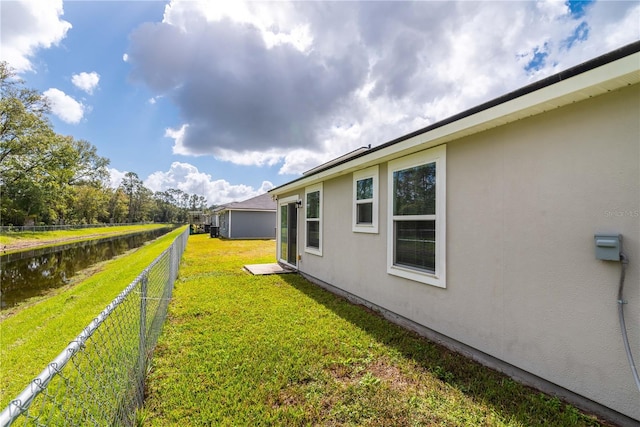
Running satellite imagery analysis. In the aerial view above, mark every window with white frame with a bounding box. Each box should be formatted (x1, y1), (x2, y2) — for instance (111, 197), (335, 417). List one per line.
(353, 166), (379, 233)
(305, 183), (323, 255)
(387, 145), (446, 287)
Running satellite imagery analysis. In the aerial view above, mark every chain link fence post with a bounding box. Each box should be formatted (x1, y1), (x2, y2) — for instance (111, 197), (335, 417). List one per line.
(138, 272), (148, 410)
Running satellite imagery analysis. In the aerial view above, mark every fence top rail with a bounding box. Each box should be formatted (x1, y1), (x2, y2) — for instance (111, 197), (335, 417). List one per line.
(0, 227), (189, 427)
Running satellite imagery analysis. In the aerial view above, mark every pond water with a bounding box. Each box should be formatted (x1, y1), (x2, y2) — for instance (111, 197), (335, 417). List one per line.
(0, 227), (174, 310)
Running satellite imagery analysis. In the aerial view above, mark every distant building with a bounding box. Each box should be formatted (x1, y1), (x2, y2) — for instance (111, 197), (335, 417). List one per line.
(188, 210), (211, 235)
(214, 193), (276, 239)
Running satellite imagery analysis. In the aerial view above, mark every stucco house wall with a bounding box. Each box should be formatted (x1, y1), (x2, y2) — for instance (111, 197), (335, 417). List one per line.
(228, 210), (276, 239)
(215, 193), (277, 239)
(218, 211), (230, 239)
(271, 45), (640, 423)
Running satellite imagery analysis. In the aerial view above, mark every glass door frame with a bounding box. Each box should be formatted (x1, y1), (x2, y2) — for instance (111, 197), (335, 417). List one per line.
(277, 195), (299, 268)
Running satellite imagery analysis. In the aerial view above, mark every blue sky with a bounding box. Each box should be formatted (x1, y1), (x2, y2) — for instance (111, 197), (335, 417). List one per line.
(2, 0), (639, 205)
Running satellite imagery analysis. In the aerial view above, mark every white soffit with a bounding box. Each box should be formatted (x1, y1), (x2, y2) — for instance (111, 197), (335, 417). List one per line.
(272, 51), (640, 195)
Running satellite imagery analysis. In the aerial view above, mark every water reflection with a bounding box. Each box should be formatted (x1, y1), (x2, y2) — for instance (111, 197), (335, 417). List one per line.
(0, 228), (173, 310)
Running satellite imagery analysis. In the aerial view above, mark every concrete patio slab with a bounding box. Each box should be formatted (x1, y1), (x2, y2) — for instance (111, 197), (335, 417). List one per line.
(243, 263), (295, 275)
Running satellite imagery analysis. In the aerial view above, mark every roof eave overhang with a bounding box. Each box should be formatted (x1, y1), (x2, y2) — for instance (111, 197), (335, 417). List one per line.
(220, 208), (276, 213)
(270, 46), (640, 196)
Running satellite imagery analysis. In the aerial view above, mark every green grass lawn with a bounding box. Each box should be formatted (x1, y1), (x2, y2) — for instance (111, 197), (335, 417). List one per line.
(142, 236), (607, 426)
(0, 226), (188, 408)
(0, 223), (172, 254)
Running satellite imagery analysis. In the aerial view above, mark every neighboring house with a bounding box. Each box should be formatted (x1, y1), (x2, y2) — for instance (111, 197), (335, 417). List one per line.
(214, 193), (276, 239)
(269, 42), (640, 424)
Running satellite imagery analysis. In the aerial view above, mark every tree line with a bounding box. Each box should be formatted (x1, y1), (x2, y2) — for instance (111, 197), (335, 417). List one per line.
(0, 62), (209, 227)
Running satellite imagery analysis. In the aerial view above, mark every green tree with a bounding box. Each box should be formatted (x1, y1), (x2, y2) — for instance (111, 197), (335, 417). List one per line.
(72, 185), (109, 224)
(48, 136), (110, 223)
(120, 173), (156, 223)
(167, 188), (189, 223)
(153, 190), (179, 223)
(66, 138), (110, 186)
(138, 186), (155, 222)
(188, 193), (207, 211)
(0, 62), (110, 225)
(0, 62), (51, 168)
(107, 187), (129, 223)
(120, 172), (144, 223)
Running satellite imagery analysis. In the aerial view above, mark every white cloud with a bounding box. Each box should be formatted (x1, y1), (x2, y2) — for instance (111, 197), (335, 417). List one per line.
(71, 71), (100, 95)
(210, 148), (284, 167)
(162, 0), (312, 52)
(599, 3), (640, 50)
(258, 180), (274, 193)
(0, 0), (71, 72)
(278, 149), (331, 176)
(127, 0), (640, 176)
(144, 162), (272, 205)
(535, 0), (570, 20)
(165, 124), (191, 155)
(43, 88), (84, 124)
(108, 168), (128, 189)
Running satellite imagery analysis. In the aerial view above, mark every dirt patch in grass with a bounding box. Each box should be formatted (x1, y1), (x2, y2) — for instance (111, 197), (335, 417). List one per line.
(367, 358), (415, 391)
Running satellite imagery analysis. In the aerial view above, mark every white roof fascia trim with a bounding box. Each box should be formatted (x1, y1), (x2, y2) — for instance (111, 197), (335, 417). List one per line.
(270, 52), (640, 195)
(227, 209), (276, 212)
(216, 207), (276, 213)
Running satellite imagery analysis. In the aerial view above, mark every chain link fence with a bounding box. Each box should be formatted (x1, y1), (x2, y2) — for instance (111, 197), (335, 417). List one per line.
(0, 227), (189, 427)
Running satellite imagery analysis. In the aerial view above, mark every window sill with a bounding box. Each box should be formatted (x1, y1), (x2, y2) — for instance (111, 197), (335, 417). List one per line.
(387, 265), (446, 288)
(304, 247), (323, 257)
(353, 224), (378, 234)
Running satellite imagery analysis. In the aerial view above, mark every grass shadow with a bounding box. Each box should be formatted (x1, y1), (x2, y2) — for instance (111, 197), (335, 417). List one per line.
(279, 273), (611, 427)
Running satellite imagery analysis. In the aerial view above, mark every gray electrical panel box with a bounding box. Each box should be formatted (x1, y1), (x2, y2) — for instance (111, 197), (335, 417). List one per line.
(594, 234), (622, 261)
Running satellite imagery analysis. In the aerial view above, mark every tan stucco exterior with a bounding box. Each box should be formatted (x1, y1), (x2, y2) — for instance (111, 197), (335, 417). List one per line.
(273, 79), (640, 421)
